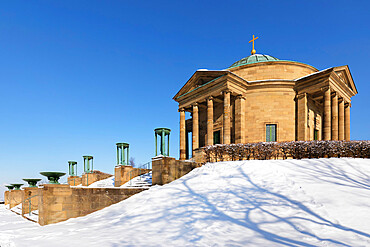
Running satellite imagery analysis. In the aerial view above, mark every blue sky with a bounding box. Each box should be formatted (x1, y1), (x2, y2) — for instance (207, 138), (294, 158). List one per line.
(0, 1), (369, 187)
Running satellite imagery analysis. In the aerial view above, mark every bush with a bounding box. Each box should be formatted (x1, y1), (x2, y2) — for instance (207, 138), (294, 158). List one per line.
(202, 140), (370, 162)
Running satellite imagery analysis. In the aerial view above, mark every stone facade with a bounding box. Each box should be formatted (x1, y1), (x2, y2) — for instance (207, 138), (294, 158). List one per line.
(8, 190), (24, 209)
(67, 176), (82, 186)
(81, 170), (112, 186)
(4, 191), (9, 205)
(174, 57), (358, 159)
(114, 165), (151, 187)
(38, 184), (147, 225)
(152, 157), (202, 185)
(22, 187), (39, 216)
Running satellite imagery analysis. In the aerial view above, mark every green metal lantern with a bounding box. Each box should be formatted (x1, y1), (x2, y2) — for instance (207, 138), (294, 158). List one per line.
(116, 143), (129, 166)
(83, 156), (93, 173)
(68, 161), (78, 176)
(154, 128), (171, 156)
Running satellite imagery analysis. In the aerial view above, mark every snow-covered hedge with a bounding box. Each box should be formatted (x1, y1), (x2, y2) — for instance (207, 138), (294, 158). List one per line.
(202, 141), (370, 162)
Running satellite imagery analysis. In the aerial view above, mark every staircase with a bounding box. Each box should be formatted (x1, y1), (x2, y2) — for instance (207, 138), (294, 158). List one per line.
(121, 171), (152, 188)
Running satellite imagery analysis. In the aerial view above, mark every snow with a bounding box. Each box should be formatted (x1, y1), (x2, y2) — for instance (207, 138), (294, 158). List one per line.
(120, 172), (152, 188)
(0, 183), (7, 201)
(23, 210), (38, 222)
(10, 203), (22, 215)
(88, 176), (115, 188)
(1, 158), (370, 246)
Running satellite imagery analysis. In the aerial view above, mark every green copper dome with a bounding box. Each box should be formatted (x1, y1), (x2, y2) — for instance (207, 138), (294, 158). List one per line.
(229, 54), (280, 68)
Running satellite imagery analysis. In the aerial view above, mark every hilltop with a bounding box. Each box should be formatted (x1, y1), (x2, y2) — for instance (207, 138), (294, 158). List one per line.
(1, 158), (370, 246)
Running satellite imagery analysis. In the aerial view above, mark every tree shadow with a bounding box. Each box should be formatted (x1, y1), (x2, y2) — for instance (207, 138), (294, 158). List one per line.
(284, 158), (370, 191)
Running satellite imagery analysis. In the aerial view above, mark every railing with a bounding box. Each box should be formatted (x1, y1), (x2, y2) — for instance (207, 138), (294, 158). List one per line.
(128, 161), (152, 186)
(24, 194), (39, 217)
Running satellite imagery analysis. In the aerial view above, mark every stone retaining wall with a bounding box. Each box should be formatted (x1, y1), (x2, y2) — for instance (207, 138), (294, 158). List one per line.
(114, 165), (151, 187)
(81, 170), (113, 186)
(67, 176), (82, 186)
(38, 184), (146, 225)
(22, 187), (39, 216)
(152, 157), (202, 185)
(8, 190), (24, 209)
(4, 191), (9, 205)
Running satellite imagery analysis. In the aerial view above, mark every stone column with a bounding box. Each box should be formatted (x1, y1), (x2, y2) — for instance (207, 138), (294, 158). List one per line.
(223, 91), (231, 144)
(323, 87), (331, 140)
(338, 99), (345, 140)
(235, 95), (245, 143)
(192, 103), (199, 156)
(331, 93), (338, 140)
(207, 97), (214, 146)
(345, 103), (351, 141)
(179, 108), (186, 160)
(297, 93), (308, 141)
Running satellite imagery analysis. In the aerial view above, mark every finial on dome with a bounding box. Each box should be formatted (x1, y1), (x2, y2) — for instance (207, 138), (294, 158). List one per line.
(249, 34), (259, 55)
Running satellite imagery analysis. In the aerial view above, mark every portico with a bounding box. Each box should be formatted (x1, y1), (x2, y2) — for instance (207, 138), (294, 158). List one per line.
(174, 38), (357, 160)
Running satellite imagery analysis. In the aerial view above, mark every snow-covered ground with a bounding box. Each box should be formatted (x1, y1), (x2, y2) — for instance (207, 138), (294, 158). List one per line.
(87, 176), (115, 188)
(1, 158), (370, 246)
(121, 171), (152, 188)
(85, 172), (152, 188)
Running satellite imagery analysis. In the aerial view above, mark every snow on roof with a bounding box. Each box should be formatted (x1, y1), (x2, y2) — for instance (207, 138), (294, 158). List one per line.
(294, 67), (333, 81)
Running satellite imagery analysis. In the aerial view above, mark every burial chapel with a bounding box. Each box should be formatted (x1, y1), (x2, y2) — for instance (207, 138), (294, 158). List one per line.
(173, 36), (358, 160)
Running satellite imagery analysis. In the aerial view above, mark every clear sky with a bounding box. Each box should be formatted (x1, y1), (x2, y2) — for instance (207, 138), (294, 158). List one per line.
(0, 1), (369, 190)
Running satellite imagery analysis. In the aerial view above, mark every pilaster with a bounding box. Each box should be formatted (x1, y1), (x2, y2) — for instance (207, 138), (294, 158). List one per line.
(179, 108), (186, 160)
(192, 103), (199, 156)
(338, 99), (345, 140)
(297, 93), (308, 141)
(235, 95), (245, 143)
(206, 97), (214, 146)
(223, 91), (231, 144)
(322, 87), (331, 140)
(331, 92), (338, 140)
(345, 103), (351, 141)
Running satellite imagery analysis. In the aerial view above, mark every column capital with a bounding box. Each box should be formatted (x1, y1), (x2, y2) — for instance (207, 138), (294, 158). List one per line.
(320, 86), (330, 92)
(207, 96), (214, 101)
(331, 91), (337, 97)
(296, 93), (307, 100)
(178, 107), (185, 112)
(222, 90), (231, 95)
(338, 97), (344, 103)
(192, 103), (199, 107)
(344, 102), (351, 108)
(236, 94), (245, 100)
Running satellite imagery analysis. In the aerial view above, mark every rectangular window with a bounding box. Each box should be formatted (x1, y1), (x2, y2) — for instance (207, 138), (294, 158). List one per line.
(213, 131), (221, 145)
(314, 129), (319, 140)
(266, 124), (277, 142)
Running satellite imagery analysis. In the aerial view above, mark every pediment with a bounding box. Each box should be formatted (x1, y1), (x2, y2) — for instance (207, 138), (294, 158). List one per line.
(333, 66), (358, 94)
(173, 70), (227, 100)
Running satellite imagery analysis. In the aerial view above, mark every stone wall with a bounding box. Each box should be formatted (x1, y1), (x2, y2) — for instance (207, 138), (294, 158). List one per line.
(4, 191), (9, 205)
(229, 61), (317, 81)
(245, 88), (296, 142)
(38, 184), (147, 226)
(152, 157), (202, 185)
(81, 170), (112, 186)
(114, 165), (151, 187)
(67, 176), (82, 186)
(22, 187), (39, 216)
(9, 190), (24, 209)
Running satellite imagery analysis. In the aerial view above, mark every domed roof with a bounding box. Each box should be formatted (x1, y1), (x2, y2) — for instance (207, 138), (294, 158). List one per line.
(229, 54), (280, 68)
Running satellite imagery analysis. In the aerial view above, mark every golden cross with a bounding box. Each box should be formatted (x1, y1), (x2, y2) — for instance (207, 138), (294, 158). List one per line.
(249, 35), (259, 55)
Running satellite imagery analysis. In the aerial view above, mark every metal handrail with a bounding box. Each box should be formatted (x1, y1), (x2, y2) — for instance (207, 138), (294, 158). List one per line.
(128, 161), (152, 186)
(24, 194), (39, 216)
